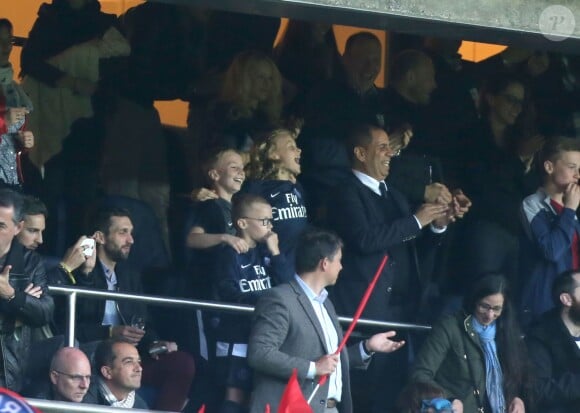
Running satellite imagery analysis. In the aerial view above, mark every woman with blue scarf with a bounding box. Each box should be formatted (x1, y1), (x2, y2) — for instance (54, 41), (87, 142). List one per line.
(410, 275), (532, 413)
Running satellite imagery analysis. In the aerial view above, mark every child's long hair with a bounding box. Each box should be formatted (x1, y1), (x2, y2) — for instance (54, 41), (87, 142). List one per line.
(246, 128), (294, 181)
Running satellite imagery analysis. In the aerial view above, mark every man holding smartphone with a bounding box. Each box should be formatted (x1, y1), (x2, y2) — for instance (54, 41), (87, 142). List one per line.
(49, 205), (195, 412)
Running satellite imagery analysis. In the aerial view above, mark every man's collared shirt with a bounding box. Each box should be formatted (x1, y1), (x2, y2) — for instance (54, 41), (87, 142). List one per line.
(352, 169), (446, 233)
(100, 260), (121, 326)
(294, 274), (343, 402)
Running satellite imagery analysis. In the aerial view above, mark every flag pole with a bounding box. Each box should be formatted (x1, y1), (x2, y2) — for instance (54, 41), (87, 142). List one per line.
(306, 384), (321, 405)
(306, 255), (389, 405)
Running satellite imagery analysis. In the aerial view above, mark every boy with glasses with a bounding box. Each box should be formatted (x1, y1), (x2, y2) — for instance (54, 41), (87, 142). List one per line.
(212, 193), (292, 413)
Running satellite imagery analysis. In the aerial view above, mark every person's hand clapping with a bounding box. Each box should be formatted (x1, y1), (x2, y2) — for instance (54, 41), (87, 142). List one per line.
(451, 189), (472, 219)
(415, 203), (449, 228)
(424, 183), (452, 204)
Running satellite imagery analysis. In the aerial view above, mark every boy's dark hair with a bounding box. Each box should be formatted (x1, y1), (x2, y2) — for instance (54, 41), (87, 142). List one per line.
(231, 193), (269, 229)
(295, 228), (343, 274)
(200, 146), (240, 187)
(22, 196), (48, 219)
(539, 136), (580, 166)
(552, 270), (580, 307)
(90, 206), (132, 235)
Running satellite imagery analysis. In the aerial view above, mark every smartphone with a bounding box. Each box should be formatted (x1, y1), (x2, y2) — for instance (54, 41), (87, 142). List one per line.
(148, 343), (168, 356)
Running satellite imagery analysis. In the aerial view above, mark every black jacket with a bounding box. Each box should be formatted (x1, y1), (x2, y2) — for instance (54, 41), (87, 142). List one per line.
(0, 240), (54, 392)
(327, 173), (441, 322)
(526, 309), (580, 412)
(48, 260), (157, 352)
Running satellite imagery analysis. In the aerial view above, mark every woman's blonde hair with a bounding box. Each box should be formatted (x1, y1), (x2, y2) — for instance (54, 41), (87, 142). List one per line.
(220, 50), (283, 124)
(246, 128), (294, 180)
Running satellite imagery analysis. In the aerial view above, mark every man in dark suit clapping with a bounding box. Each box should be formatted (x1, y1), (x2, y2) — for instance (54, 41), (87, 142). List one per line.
(327, 124), (470, 413)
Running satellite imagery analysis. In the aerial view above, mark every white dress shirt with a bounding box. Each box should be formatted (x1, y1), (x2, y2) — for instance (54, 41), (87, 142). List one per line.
(352, 169), (446, 233)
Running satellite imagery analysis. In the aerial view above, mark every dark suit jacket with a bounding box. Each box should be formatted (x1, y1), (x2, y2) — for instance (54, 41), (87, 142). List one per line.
(247, 279), (367, 413)
(327, 173), (441, 322)
(526, 309), (580, 412)
(48, 260), (158, 351)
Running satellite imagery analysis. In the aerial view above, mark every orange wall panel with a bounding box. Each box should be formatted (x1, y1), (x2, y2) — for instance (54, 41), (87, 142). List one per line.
(459, 41), (506, 63)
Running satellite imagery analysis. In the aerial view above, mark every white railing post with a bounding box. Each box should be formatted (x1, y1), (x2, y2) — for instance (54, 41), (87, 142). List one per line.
(67, 291), (77, 347)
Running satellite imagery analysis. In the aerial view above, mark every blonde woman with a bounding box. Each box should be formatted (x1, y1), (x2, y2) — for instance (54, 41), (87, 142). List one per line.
(208, 51), (284, 156)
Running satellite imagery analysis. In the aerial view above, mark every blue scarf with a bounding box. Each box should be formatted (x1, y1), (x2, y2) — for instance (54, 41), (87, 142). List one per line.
(471, 317), (506, 413)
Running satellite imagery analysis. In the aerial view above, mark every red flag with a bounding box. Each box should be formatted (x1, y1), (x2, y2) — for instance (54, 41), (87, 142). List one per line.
(197, 404), (206, 413)
(265, 404), (271, 413)
(278, 368), (313, 413)
(317, 254), (389, 389)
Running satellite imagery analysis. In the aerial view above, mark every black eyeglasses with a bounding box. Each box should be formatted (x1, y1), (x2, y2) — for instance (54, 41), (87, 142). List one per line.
(53, 370), (91, 383)
(477, 302), (503, 315)
(242, 217), (273, 226)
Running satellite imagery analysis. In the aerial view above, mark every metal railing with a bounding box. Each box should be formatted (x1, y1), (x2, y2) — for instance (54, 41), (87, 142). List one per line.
(26, 399), (173, 413)
(48, 285), (431, 346)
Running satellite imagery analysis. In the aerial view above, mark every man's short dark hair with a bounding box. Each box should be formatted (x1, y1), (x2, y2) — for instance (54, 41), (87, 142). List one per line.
(94, 339), (131, 374)
(22, 195), (48, 219)
(0, 188), (23, 224)
(345, 123), (381, 164)
(295, 228), (343, 274)
(344, 31), (380, 55)
(552, 270), (580, 306)
(389, 49), (431, 84)
(91, 206), (132, 235)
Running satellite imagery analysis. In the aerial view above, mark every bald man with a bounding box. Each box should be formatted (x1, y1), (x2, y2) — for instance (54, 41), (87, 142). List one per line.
(49, 347), (91, 402)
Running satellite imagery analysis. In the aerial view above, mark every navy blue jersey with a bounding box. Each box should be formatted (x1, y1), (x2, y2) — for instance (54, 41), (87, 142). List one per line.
(185, 198), (234, 299)
(241, 179), (309, 270)
(212, 244), (292, 343)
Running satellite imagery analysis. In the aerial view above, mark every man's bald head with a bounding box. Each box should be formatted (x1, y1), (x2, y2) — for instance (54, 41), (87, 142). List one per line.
(50, 347), (91, 402)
